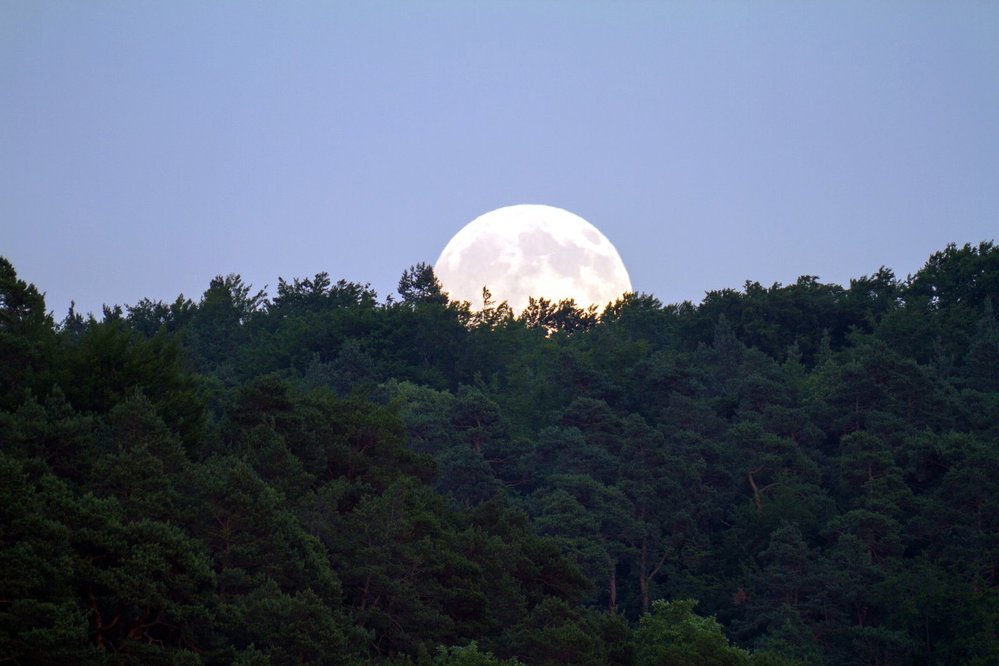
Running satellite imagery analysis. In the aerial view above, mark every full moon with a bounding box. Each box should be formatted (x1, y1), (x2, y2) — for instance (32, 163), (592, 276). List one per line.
(434, 204), (632, 315)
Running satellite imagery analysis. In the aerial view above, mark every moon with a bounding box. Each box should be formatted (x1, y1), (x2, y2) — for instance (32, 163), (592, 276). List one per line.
(434, 204), (632, 315)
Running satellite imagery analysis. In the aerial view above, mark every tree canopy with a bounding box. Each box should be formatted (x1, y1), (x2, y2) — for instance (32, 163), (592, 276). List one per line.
(2, 242), (998, 664)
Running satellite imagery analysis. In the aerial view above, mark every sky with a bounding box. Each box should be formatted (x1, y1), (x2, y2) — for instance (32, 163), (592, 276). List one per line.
(2, 1), (997, 318)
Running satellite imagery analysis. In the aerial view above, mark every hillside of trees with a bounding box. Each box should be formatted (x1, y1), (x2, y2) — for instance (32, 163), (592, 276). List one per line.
(2, 241), (998, 664)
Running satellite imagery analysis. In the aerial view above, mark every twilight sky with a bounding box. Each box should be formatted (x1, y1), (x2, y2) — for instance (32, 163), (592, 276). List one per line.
(3, 2), (997, 318)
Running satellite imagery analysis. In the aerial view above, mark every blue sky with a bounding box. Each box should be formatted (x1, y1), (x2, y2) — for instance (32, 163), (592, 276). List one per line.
(3, 1), (997, 318)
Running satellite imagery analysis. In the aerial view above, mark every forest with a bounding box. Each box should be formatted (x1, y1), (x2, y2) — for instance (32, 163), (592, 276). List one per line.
(1, 241), (998, 665)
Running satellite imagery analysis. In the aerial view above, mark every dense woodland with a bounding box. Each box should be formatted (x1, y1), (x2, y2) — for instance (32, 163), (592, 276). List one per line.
(2, 241), (998, 664)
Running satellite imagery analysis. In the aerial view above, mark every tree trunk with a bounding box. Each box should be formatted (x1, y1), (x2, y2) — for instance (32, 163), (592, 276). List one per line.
(640, 540), (650, 614)
(606, 552), (617, 614)
(638, 538), (669, 615)
(746, 470), (762, 512)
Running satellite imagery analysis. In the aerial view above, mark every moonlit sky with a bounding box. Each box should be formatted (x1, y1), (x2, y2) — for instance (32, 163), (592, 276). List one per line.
(3, 2), (997, 318)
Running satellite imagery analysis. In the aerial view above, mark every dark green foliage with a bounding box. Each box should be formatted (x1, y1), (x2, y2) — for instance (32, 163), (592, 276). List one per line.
(426, 641), (521, 665)
(0, 258), (56, 410)
(635, 599), (763, 665)
(3, 243), (999, 664)
(0, 453), (95, 662)
(398, 263), (450, 307)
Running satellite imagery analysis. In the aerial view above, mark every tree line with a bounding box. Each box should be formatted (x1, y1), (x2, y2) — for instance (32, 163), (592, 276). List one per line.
(1, 241), (997, 664)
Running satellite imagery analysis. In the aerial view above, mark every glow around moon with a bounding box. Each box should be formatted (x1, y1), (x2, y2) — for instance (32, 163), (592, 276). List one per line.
(434, 204), (632, 315)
